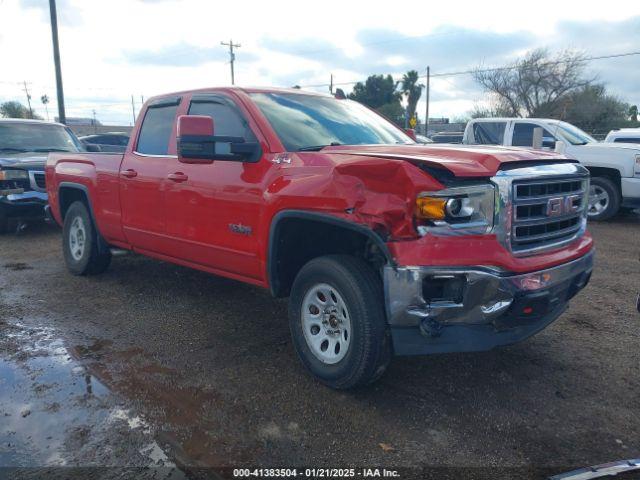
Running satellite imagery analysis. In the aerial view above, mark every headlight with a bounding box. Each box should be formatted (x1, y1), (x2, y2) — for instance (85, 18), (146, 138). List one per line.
(415, 184), (495, 236)
(0, 169), (28, 181)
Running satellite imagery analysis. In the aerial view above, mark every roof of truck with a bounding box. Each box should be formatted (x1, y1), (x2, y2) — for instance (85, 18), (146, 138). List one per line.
(0, 118), (66, 126)
(147, 86), (330, 102)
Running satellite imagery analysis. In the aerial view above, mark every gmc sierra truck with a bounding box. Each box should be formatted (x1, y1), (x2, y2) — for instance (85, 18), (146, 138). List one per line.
(46, 87), (594, 389)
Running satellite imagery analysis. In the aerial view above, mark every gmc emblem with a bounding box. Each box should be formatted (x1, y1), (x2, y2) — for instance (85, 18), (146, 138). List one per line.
(546, 194), (582, 217)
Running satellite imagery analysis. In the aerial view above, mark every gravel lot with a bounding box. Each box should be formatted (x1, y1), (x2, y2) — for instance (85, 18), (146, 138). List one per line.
(0, 214), (638, 479)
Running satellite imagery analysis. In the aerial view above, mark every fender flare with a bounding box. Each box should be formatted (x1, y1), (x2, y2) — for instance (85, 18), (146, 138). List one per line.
(58, 182), (110, 255)
(267, 210), (395, 297)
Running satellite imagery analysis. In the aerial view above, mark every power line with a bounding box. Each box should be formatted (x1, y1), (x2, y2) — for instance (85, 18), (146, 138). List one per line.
(298, 50), (640, 89)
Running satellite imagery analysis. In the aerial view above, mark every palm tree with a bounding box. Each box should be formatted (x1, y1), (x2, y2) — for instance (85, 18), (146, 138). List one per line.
(401, 70), (423, 127)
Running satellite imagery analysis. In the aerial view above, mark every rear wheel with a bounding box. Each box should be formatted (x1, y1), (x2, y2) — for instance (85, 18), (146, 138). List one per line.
(588, 177), (620, 221)
(288, 255), (391, 389)
(63, 201), (111, 275)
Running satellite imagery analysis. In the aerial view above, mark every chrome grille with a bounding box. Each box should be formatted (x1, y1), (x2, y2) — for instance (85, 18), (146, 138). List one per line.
(29, 171), (46, 192)
(33, 172), (46, 188)
(511, 176), (588, 254)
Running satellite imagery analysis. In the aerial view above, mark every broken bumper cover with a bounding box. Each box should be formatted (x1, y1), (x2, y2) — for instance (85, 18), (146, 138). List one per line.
(0, 190), (48, 219)
(384, 250), (594, 355)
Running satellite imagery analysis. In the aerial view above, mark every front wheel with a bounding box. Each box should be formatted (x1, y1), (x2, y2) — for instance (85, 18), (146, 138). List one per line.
(288, 255), (391, 389)
(588, 177), (620, 221)
(62, 201), (111, 275)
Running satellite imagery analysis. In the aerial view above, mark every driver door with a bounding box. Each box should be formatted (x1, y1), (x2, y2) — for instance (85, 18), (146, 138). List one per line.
(163, 93), (267, 281)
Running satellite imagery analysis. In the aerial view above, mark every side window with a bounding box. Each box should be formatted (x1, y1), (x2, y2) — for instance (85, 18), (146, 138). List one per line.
(136, 104), (179, 155)
(118, 136), (130, 146)
(472, 122), (506, 145)
(512, 123), (555, 147)
(614, 137), (640, 144)
(188, 100), (256, 141)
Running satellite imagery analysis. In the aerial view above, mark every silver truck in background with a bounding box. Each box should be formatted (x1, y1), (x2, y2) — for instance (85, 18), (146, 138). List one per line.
(463, 118), (640, 220)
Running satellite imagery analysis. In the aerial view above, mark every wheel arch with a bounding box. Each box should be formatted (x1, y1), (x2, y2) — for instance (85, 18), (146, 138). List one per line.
(58, 182), (110, 254)
(267, 210), (395, 298)
(586, 167), (622, 193)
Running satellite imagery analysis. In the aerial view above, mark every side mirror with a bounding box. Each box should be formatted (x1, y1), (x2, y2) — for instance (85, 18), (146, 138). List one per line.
(554, 140), (567, 154)
(404, 128), (417, 141)
(177, 115), (260, 163)
(542, 137), (557, 149)
(85, 143), (102, 152)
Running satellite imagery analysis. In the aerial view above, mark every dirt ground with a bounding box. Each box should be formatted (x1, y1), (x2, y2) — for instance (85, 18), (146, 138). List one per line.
(0, 214), (639, 479)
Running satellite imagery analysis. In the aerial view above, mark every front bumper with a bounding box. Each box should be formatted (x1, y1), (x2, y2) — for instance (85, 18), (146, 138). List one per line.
(384, 250), (594, 355)
(0, 190), (48, 219)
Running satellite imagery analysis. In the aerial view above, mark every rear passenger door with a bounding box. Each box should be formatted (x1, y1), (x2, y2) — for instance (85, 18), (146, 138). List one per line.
(119, 97), (180, 252)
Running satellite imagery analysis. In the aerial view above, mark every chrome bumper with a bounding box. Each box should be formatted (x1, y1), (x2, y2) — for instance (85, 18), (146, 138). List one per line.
(384, 250), (594, 328)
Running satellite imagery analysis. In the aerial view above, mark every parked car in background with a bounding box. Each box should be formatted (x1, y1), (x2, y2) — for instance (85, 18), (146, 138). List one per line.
(79, 133), (130, 153)
(0, 119), (88, 233)
(415, 134), (433, 144)
(463, 118), (640, 220)
(604, 128), (640, 144)
(47, 87), (593, 389)
(430, 131), (464, 143)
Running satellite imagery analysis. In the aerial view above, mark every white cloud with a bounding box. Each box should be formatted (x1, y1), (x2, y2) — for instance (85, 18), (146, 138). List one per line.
(1, 0), (638, 124)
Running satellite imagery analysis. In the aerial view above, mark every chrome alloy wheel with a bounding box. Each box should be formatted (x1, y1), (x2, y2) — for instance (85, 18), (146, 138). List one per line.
(301, 283), (352, 364)
(588, 184), (610, 217)
(68, 216), (87, 261)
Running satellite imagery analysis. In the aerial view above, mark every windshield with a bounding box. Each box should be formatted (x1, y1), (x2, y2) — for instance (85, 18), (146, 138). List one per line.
(552, 121), (596, 145)
(0, 122), (84, 153)
(250, 92), (413, 151)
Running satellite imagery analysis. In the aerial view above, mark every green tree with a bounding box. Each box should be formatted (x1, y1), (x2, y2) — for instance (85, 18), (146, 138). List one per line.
(630, 105), (638, 122)
(401, 70), (423, 125)
(560, 84), (629, 133)
(0, 101), (41, 119)
(348, 74), (404, 126)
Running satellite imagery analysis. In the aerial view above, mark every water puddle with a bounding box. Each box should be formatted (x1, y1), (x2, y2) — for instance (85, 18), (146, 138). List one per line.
(0, 321), (179, 471)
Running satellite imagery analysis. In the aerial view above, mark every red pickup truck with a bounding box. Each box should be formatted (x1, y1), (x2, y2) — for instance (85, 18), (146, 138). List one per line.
(46, 87), (594, 389)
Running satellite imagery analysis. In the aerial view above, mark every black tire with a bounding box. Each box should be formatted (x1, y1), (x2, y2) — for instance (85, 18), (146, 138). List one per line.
(588, 176), (620, 221)
(288, 254), (391, 389)
(62, 201), (111, 275)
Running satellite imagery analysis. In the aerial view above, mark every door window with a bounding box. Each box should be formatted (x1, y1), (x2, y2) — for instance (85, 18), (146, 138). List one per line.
(188, 100), (256, 141)
(472, 122), (506, 145)
(512, 123), (555, 147)
(136, 104), (179, 155)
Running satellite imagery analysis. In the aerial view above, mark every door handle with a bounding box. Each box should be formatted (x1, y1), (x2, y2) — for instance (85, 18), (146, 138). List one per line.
(167, 172), (188, 182)
(121, 169), (137, 178)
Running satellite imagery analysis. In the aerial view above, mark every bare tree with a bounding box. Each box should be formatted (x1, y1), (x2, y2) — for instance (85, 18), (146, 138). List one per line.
(474, 48), (594, 117)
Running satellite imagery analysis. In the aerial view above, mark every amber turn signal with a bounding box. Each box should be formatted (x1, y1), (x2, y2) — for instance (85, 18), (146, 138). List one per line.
(416, 197), (446, 220)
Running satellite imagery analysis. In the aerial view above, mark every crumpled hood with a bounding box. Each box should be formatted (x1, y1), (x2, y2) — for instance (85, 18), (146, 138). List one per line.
(0, 152), (47, 171)
(325, 144), (572, 177)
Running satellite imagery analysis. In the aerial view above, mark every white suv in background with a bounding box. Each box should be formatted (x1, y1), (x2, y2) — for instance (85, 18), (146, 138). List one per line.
(463, 118), (640, 220)
(604, 128), (640, 145)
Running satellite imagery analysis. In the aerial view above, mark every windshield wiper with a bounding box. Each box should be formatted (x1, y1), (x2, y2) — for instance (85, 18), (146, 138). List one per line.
(0, 147), (28, 152)
(33, 148), (71, 152)
(298, 142), (342, 152)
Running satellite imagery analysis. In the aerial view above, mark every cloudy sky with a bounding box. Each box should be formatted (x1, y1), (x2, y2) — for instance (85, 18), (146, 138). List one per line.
(0, 0), (638, 125)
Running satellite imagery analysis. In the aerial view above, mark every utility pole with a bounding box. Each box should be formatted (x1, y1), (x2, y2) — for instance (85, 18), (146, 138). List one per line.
(220, 39), (241, 85)
(92, 109), (97, 133)
(131, 95), (136, 124)
(23, 81), (33, 118)
(329, 74), (333, 94)
(48, 0), (66, 124)
(424, 66), (430, 137)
